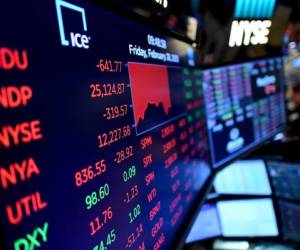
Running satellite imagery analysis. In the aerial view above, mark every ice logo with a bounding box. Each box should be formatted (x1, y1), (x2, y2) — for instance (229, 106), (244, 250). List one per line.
(55, 0), (91, 49)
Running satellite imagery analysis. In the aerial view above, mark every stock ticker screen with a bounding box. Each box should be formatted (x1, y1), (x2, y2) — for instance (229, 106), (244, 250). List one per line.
(217, 199), (279, 238)
(268, 161), (300, 201)
(185, 203), (221, 243)
(0, 0), (212, 250)
(214, 160), (272, 195)
(203, 58), (286, 168)
(279, 200), (300, 242)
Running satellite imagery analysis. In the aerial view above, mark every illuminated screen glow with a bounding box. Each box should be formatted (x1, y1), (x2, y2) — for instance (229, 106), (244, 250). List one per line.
(268, 161), (300, 201)
(217, 199), (279, 237)
(185, 204), (221, 243)
(203, 58), (286, 168)
(0, 1), (211, 249)
(279, 200), (300, 242)
(214, 159), (272, 195)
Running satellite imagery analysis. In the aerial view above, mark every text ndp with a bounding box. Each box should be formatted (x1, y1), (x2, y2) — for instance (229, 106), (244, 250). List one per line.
(229, 0), (276, 47)
(55, 0), (90, 49)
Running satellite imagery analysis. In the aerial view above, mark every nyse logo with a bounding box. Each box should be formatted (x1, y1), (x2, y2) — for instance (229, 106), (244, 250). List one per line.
(154, 0), (168, 8)
(229, 0), (276, 47)
(55, 0), (91, 49)
(234, 0), (276, 19)
(229, 20), (272, 47)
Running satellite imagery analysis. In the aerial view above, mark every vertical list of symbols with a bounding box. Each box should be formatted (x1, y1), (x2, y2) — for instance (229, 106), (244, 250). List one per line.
(268, 60), (285, 134)
(183, 68), (208, 197)
(215, 68), (231, 124)
(252, 59), (281, 141)
(241, 64), (254, 123)
(229, 65), (253, 123)
(134, 126), (170, 249)
(138, 114), (186, 250)
(277, 59), (286, 130)
(202, 70), (216, 129)
(228, 66), (244, 121)
(183, 68), (199, 202)
(0, 48), (49, 249)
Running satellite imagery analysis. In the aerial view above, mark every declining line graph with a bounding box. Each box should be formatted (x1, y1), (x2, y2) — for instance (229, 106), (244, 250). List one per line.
(128, 62), (186, 135)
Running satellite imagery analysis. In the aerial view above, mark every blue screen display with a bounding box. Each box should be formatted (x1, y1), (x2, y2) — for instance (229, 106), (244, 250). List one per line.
(203, 58), (286, 168)
(279, 200), (300, 242)
(0, 1), (212, 249)
(186, 204), (221, 243)
(268, 161), (300, 201)
(214, 159), (272, 195)
(217, 199), (279, 237)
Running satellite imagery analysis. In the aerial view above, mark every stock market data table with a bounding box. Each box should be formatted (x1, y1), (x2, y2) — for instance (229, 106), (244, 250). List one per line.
(0, 1), (211, 249)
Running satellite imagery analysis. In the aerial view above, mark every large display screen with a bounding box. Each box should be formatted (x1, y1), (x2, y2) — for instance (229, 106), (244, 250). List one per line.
(203, 57), (286, 168)
(268, 161), (300, 201)
(185, 204), (221, 243)
(217, 199), (279, 238)
(279, 200), (300, 242)
(0, 1), (212, 249)
(214, 160), (272, 195)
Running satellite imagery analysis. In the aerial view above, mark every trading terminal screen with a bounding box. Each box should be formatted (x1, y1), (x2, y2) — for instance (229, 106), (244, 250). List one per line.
(185, 204), (221, 243)
(186, 198), (278, 243)
(268, 161), (300, 201)
(214, 160), (272, 195)
(0, 1), (212, 249)
(203, 58), (286, 168)
(279, 200), (300, 242)
(217, 199), (279, 238)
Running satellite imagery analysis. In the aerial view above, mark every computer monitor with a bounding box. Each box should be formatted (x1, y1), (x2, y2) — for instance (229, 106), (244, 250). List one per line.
(185, 203), (221, 243)
(0, 1), (212, 249)
(217, 199), (279, 237)
(203, 58), (286, 168)
(214, 159), (272, 195)
(267, 161), (300, 201)
(279, 200), (300, 242)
